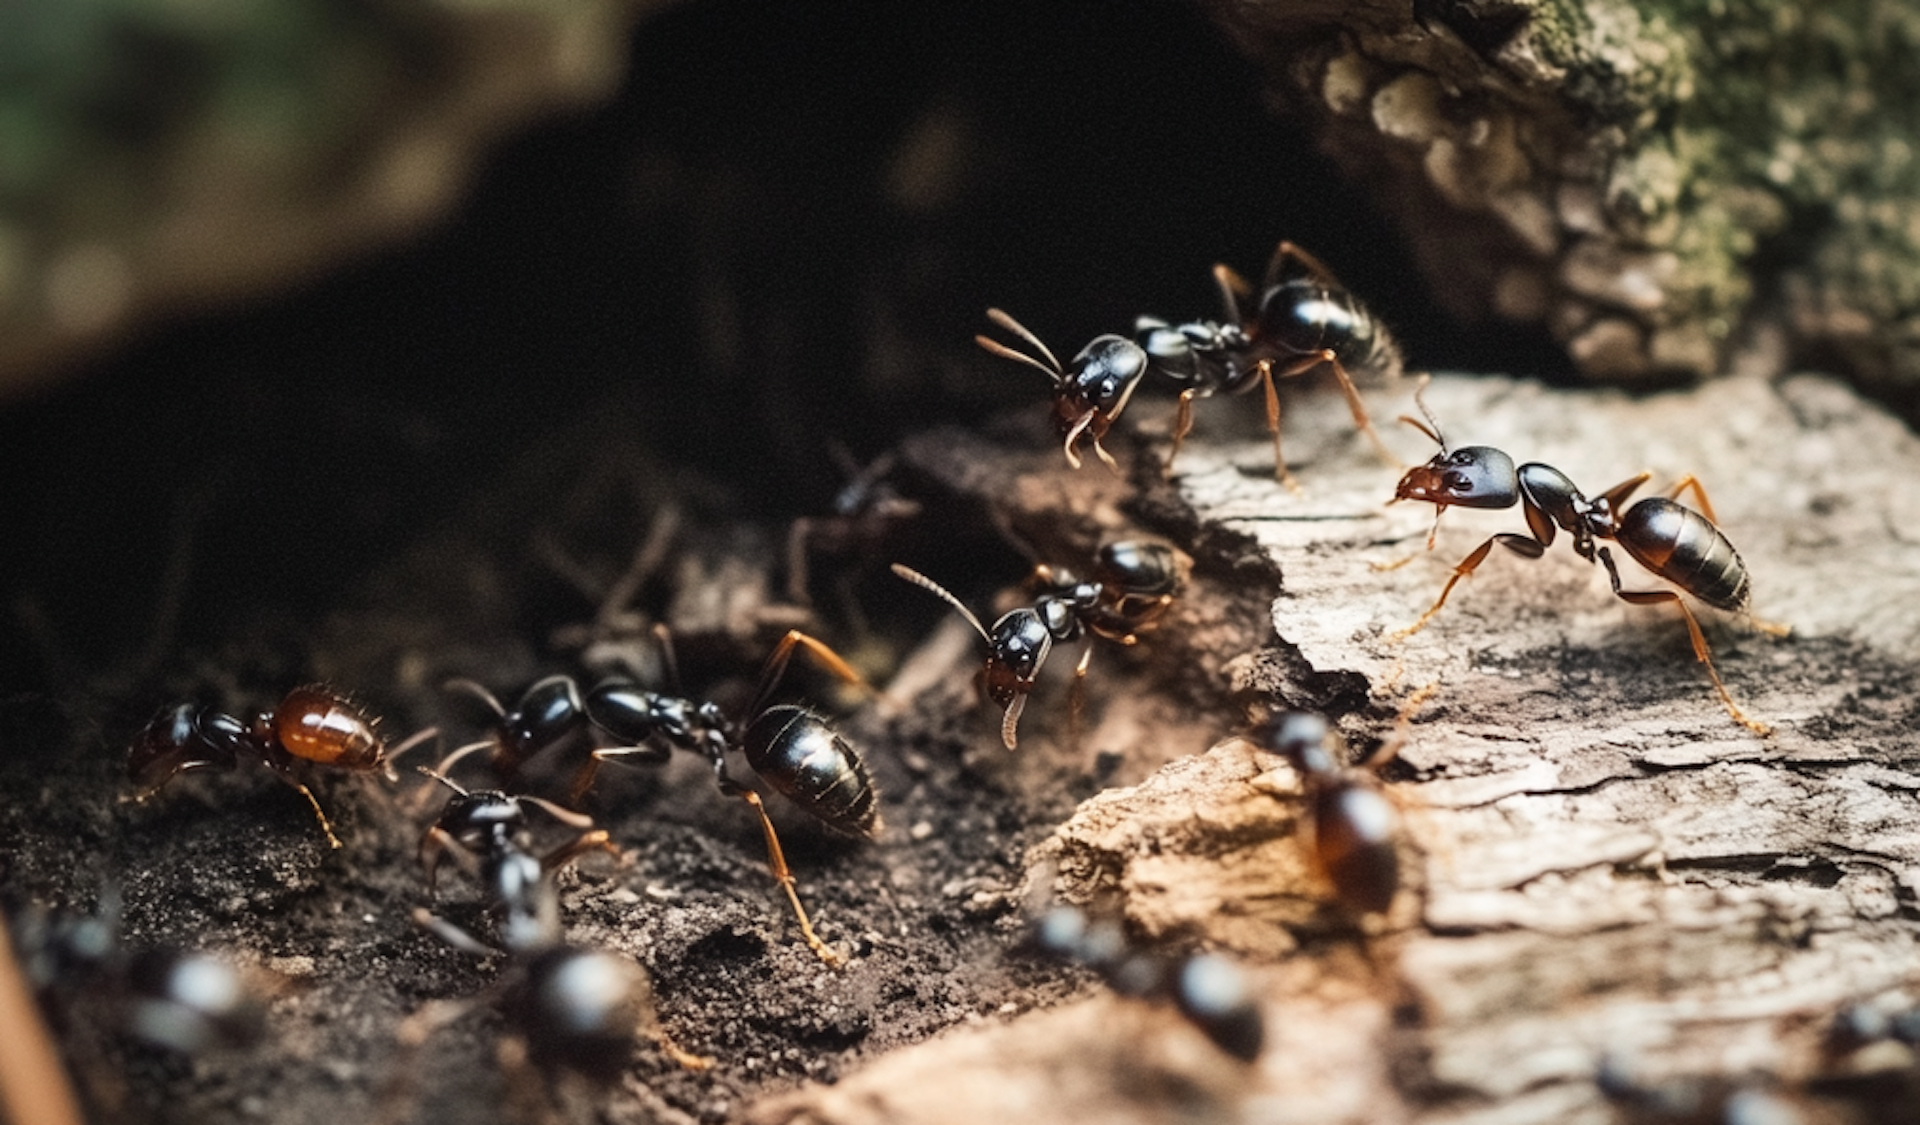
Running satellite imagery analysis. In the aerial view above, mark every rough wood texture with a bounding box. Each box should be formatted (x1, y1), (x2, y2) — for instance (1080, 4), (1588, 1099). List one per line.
(1201, 0), (1920, 396)
(757, 368), (1920, 1124)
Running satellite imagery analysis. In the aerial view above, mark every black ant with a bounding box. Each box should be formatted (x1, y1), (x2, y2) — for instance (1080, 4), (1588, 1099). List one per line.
(437, 629), (879, 965)
(5, 896), (264, 1125)
(890, 539), (1186, 749)
(1385, 385), (1786, 735)
(785, 447), (923, 608)
(1247, 709), (1418, 917)
(978, 241), (1403, 488)
(1032, 905), (1264, 1062)
(413, 770), (621, 957)
(126, 684), (434, 848)
(390, 778), (708, 1117)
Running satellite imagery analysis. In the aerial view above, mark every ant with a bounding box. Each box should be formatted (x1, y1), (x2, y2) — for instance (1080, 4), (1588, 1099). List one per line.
(126, 684), (434, 848)
(7, 888), (264, 1071)
(413, 770), (621, 957)
(977, 241), (1402, 488)
(1032, 905), (1264, 1062)
(437, 629), (879, 966)
(391, 779), (708, 1117)
(785, 446), (923, 608)
(1385, 385), (1786, 735)
(890, 539), (1185, 750)
(1247, 709), (1418, 917)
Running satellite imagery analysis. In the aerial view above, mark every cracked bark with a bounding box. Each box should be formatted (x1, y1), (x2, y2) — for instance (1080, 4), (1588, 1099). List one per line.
(756, 367), (1920, 1125)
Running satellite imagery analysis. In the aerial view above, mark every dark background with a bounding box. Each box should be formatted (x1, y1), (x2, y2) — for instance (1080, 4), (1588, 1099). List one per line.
(0, 0), (1556, 700)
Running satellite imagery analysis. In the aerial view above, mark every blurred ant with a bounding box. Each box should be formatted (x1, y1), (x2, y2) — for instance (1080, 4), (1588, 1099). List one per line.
(4, 883), (266, 1121)
(126, 684), (434, 848)
(1597, 1055), (1819, 1125)
(1246, 708), (1420, 917)
(438, 629), (879, 966)
(413, 770), (621, 957)
(891, 539), (1186, 749)
(1032, 905), (1264, 1062)
(1385, 384), (1786, 735)
(785, 447), (923, 608)
(978, 241), (1402, 487)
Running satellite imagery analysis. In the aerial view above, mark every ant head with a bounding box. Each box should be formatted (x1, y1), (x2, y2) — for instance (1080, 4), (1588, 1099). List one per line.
(1393, 446), (1520, 510)
(1064, 335), (1149, 415)
(1258, 712), (1338, 777)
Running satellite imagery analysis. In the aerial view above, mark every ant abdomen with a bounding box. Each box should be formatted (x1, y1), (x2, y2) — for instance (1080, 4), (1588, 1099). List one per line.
(1310, 783), (1401, 917)
(1618, 498), (1750, 613)
(742, 705), (880, 838)
(273, 684), (385, 771)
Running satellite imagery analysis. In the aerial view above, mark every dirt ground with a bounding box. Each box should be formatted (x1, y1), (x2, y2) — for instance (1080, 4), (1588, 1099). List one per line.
(6, 355), (1920, 1125)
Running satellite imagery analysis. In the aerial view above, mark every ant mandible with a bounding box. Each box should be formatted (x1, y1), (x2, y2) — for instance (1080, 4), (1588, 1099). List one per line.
(126, 684), (433, 848)
(1032, 905), (1265, 1062)
(891, 539), (1185, 749)
(1385, 385), (1785, 735)
(436, 629), (878, 966)
(977, 242), (1403, 488)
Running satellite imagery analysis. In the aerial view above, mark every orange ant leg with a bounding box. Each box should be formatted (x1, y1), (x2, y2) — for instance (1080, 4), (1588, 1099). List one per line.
(1270, 348), (1401, 470)
(735, 788), (843, 966)
(1597, 549), (1770, 736)
(1252, 359), (1302, 492)
(1162, 388), (1202, 479)
(1389, 534), (1545, 642)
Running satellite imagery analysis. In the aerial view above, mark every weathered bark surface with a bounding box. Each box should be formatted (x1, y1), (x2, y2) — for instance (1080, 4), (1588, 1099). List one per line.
(1202, 0), (1920, 397)
(755, 369), (1920, 1124)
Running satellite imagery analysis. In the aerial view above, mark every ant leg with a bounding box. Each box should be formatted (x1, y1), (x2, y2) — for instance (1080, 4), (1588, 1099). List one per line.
(265, 772), (342, 849)
(1163, 388), (1200, 479)
(1265, 241), (1345, 289)
(442, 678), (507, 718)
(1597, 550), (1770, 735)
(537, 828), (620, 873)
(1358, 681), (1441, 773)
(1372, 507), (1448, 573)
(1253, 359), (1303, 492)
(1659, 473), (1720, 524)
(786, 517), (817, 606)
(1213, 262), (1254, 322)
(1389, 534), (1545, 642)
(418, 825), (484, 897)
(1593, 471), (1652, 516)
(1273, 349), (1401, 469)
(376, 996), (475, 1125)
(751, 629), (866, 714)
(1066, 636), (1095, 745)
(410, 907), (501, 957)
(733, 787), (843, 966)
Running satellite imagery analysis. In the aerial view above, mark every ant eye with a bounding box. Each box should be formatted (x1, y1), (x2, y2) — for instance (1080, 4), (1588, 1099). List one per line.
(1443, 470), (1472, 492)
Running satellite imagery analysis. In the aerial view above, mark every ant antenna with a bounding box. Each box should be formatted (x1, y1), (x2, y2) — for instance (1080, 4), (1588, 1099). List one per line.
(416, 766), (470, 797)
(890, 565), (992, 643)
(976, 308), (1064, 386)
(1395, 374), (1446, 449)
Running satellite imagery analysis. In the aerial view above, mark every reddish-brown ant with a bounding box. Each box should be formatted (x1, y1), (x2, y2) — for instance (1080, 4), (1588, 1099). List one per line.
(1248, 709), (1414, 917)
(891, 539), (1185, 749)
(435, 629), (878, 965)
(1385, 386), (1785, 734)
(126, 684), (432, 848)
(978, 242), (1402, 487)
